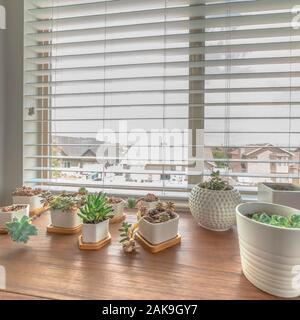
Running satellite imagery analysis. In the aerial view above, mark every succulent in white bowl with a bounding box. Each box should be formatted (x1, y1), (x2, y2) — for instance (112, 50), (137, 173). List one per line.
(12, 186), (44, 211)
(236, 202), (300, 298)
(189, 171), (242, 231)
(107, 196), (126, 218)
(78, 193), (114, 244)
(138, 202), (179, 245)
(43, 191), (85, 229)
(136, 193), (159, 210)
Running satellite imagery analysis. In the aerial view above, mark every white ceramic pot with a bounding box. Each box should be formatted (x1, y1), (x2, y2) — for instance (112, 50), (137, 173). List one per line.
(138, 213), (179, 245)
(0, 205), (30, 229)
(258, 183), (300, 209)
(236, 202), (300, 298)
(12, 195), (43, 211)
(189, 186), (242, 231)
(110, 200), (125, 217)
(82, 219), (109, 243)
(137, 200), (159, 210)
(50, 209), (82, 228)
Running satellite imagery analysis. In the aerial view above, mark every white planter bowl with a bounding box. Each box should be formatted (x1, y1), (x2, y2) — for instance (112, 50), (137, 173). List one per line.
(0, 205), (30, 229)
(258, 183), (300, 209)
(236, 202), (300, 298)
(82, 219), (109, 243)
(12, 195), (43, 211)
(110, 200), (125, 217)
(138, 213), (179, 245)
(137, 200), (159, 210)
(50, 209), (82, 229)
(189, 186), (242, 231)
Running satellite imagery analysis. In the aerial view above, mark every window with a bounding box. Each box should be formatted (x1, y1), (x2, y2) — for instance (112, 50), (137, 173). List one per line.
(24, 0), (300, 199)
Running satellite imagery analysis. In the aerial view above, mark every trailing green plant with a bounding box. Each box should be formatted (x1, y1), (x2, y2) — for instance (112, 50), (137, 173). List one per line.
(127, 198), (136, 209)
(6, 216), (38, 244)
(250, 212), (300, 228)
(78, 193), (114, 224)
(200, 170), (232, 191)
(119, 221), (138, 253)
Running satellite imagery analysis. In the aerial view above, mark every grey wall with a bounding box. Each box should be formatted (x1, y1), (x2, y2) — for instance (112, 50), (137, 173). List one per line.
(0, 0), (6, 204)
(0, 0), (23, 204)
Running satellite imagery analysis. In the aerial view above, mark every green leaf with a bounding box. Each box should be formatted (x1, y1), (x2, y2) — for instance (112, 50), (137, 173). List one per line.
(6, 216), (38, 244)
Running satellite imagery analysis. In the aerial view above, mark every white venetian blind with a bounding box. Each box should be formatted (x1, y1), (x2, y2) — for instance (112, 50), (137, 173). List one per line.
(23, 0), (300, 199)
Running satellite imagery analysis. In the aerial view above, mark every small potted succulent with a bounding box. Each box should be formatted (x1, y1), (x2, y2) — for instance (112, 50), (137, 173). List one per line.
(126, 198), (136, 209)
(119, 221), (139, 253)
(258, 182), (300, 209)
(236, 202), (300, 298)
(136, 193), (159, 210)
(78, 193), (114, 244)
(189, 171), (242, 231)
(43, 191), (84, 229)
(0, 205), (30, 231)
(12, 186), (44, 211)
(138, 202), (179, 245)
(107, 196), (126, 218)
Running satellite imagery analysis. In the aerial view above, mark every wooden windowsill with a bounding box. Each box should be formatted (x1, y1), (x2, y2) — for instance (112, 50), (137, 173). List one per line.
(0, 210), (284, 300)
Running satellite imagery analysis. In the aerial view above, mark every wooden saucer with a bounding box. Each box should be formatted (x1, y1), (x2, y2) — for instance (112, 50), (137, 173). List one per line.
(136, 233), (181, 253)
(30, 206), (49, 218)
(0, 228), (8, 234)
(78, 233), (111, 250)
(110, 213), (126, 224)
(47, 224), (82, 235)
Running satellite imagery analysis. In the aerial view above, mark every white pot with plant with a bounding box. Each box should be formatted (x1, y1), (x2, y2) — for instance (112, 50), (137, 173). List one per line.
(258, 183), (300, 209)
(44, 192), (84, 229)
(12, 187), (44, 211)
(189, 171), (242, 231)
(136, 193), (159, 210)
(78, 193), (114, 244)
(138, 202), (179, 245)
(0, 205), (30, 230)
(236, 202), (300, 298)
(107, 196), (125, 217)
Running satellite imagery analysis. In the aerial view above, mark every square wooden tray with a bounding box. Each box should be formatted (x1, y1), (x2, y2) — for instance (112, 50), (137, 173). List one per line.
(47, 224), (82, 235)
(78, 233), (111, 250)
(136, 233), (181, 253)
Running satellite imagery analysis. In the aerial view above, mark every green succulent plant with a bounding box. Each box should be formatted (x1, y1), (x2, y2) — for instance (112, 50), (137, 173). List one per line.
(251, 212), (300, 228)
(6, 216), (38, 244)
(78, 193), (114, 224)
(127, 198), (136, 209)
(42, 189), (86, 212)
(200, 170), (232, 191)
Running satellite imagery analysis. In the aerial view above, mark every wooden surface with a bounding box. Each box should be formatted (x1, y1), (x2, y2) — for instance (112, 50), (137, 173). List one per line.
(0, 210), (287, 300)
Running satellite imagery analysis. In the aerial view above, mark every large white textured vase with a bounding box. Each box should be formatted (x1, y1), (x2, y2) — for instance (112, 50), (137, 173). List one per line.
(189, 186), (242, 231)
(236, 202), (300, 298)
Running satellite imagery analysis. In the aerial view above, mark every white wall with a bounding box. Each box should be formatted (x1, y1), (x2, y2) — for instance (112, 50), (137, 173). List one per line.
(1, 0), (23, 204)
(0, 0), (6, 204)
